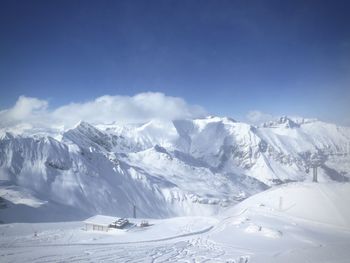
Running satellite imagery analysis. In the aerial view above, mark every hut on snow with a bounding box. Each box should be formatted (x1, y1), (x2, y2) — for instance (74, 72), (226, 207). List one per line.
(83, 215), (115, 232)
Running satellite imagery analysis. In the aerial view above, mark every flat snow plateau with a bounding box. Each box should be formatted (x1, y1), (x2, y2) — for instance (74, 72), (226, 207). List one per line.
(1, 182), (350, 263)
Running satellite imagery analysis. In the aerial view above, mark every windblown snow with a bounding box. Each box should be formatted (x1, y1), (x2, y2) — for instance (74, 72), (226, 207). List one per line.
(0, 116), (349, 222)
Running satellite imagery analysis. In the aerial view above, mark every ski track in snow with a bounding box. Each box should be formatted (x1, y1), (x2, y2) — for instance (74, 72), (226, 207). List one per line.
(2, 213), (349, 263)
(1, 236), (252, 263)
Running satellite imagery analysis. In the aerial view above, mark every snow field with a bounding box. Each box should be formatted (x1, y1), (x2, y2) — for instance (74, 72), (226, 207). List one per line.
(1, 182), (350, 262)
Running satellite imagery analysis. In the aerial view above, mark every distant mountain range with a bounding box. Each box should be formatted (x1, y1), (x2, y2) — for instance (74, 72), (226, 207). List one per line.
(0, 116), (349, 223)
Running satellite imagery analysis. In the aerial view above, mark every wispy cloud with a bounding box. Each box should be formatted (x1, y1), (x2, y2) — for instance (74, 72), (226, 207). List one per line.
(0, 92), (207, 131)
(245, 110), (275, 125)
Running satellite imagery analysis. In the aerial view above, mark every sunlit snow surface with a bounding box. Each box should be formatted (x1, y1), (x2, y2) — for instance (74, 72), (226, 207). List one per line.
(1, 183), (349, 262)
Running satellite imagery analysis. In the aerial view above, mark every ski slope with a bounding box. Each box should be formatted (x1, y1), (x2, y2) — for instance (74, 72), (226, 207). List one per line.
(1, 182), (349, 262)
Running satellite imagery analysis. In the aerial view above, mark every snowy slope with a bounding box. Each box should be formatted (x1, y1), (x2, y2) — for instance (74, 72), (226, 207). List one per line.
(1, 183), (350, 263)
(206, 182), (350, 262)
(221, 182), (350, 229)
(0, 116), (349, 222)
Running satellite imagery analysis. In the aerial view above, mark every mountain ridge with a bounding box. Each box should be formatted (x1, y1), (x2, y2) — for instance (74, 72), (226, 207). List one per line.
(0, 115), (349, 222)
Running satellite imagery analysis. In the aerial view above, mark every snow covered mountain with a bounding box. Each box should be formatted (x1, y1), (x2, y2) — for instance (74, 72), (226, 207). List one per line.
(0, 116), (349, 222)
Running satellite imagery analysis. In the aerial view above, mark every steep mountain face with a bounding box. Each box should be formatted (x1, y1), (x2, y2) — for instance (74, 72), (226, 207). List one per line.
(0, 116), (349, 222)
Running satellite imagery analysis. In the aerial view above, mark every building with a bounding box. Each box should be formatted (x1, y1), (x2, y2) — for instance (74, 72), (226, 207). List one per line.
(110, 218), (129, 229)
(84, 215), (116, 232)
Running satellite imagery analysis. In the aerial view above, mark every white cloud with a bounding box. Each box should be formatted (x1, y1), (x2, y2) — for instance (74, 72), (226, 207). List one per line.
(0, 93), (207, 131)
(245, 110), (275, 125)
(0, 96), (49, 127)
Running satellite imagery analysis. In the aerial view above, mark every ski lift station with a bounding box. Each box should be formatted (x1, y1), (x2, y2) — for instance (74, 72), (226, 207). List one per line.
(84, 215), (129, 232)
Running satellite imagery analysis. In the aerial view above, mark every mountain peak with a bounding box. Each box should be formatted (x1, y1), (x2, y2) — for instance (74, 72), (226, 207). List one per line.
(196, 115), (237, 124)
(0, 112), (349, 222)
(74, 120), (95, 129)
(262, 116), (300, 128)
(0, 131), (16, 140)
(278, 116), (300, 128)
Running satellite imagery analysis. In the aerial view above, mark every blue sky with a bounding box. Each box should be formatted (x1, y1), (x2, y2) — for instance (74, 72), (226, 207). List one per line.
(1, 0), (349, 125)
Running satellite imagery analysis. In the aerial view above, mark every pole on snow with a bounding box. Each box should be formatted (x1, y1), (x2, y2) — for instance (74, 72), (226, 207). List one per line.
(312, 166), (318, 183)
